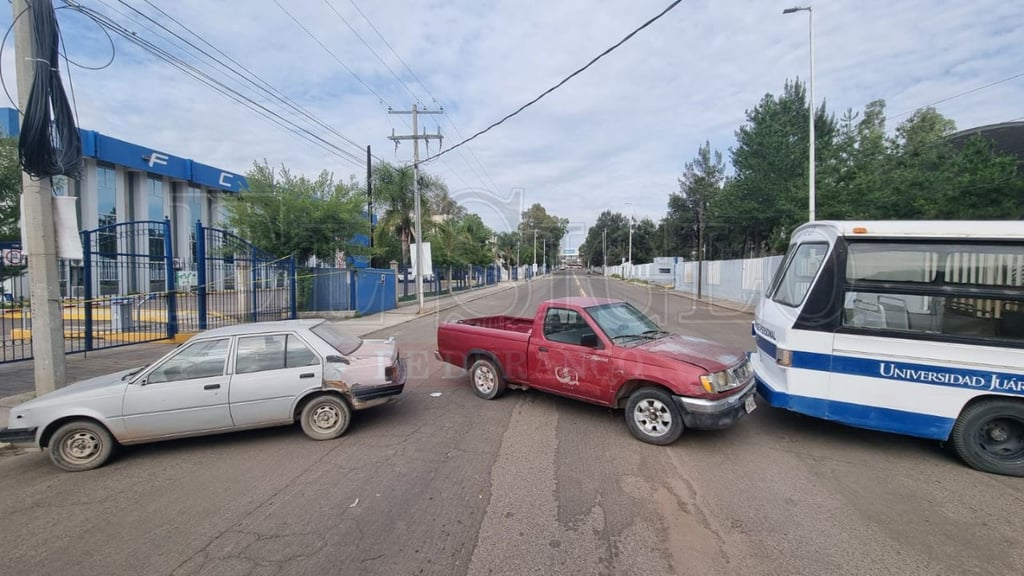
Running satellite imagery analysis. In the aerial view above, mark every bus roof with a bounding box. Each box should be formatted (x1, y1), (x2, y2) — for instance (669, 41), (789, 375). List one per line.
(794, 220), (1024, 240)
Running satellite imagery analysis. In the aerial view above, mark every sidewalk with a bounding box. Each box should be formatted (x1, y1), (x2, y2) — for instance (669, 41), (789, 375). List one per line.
(0, 280), (520, 430)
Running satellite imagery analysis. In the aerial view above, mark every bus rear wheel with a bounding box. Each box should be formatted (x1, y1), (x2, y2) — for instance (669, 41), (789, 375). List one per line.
(951, 399), (1024, 477)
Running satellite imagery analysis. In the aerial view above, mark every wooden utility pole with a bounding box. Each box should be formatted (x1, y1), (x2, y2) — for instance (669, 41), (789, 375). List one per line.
(13, 0), (66, 394)
(387, 104), (443, 314)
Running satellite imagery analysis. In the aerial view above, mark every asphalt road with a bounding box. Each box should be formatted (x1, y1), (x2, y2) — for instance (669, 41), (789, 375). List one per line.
(0, 272), (1021, 576)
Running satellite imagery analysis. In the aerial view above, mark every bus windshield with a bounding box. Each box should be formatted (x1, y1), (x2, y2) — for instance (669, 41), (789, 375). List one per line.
(768, 242), (828, 307)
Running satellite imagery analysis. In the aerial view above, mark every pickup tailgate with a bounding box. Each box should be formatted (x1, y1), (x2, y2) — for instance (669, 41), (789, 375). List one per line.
(437, 317), (532, 383)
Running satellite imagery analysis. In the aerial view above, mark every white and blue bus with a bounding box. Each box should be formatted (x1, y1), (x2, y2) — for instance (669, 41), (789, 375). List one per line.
(751, 221), (1024, 476)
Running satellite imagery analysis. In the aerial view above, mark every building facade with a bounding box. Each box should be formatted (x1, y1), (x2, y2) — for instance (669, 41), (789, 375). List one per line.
(1, 107), (247, 297)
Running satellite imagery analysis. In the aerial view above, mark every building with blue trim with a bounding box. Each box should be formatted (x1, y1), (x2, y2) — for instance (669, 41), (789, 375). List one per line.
(2, 107), (248, 296)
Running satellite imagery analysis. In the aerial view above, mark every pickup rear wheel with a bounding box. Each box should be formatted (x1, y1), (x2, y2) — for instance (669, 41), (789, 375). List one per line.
(625, 387), (684, 445)
(950, 399), (1024, 477)
(469, 358), (506, 400)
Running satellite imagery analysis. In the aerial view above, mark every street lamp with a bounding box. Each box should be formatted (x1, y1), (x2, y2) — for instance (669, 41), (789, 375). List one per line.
(532, 229), (537, 279)
(602, 227), (607, 276)
(543, 238), (547, 274)
(783, 4), (815, 222)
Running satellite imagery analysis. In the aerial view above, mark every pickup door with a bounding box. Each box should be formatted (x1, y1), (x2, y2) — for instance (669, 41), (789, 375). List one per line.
(528, 305), (619, 405)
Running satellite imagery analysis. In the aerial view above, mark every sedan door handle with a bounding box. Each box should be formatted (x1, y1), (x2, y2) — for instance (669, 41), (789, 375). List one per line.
(538, 346), (548, 353)
(299, 372), (316, 379)
(204, 384), (220, 390)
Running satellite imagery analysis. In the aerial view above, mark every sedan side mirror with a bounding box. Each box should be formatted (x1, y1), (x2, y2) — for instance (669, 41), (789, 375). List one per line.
(326, 355), (350, 365)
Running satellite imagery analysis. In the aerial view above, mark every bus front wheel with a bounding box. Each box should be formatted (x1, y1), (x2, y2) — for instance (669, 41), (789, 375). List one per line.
(951, 399), (1024, 477)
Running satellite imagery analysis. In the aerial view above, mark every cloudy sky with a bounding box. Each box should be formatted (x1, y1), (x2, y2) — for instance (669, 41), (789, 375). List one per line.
(2, 0), (1022, 249)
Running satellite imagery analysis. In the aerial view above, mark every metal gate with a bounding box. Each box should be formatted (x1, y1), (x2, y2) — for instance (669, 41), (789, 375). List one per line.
(79, 219), (177, 353)
(195, 222), (296, 330)
(353, 268), (396, 315)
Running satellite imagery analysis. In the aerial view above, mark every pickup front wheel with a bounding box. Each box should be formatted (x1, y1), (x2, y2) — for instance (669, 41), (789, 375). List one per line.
(469, 358), (506, 400)
(625, 387), (684, 445)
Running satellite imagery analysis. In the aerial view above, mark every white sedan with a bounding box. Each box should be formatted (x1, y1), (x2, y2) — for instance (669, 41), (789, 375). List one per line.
(0, 319), (406, 472)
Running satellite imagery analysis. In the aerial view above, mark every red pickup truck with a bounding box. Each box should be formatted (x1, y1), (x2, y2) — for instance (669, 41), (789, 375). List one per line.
(435, 297), (756, 444)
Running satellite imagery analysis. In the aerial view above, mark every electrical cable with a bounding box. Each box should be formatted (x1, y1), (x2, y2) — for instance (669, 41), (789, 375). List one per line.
(887, 71), (1024, 122)
(135, 0), (378, 162)
(342, 0), (501, 192)
(423, 0), (685, 164)
(271, 0), (390, 108)
(18, 0), (83, 178)
(67, 3), (366, 169)
(54, 3), (116, 70)
(323, 0), (422, 105)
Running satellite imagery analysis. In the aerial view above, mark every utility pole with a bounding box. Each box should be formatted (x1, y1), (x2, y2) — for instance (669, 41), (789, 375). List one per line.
(13, 0), (66, 394)
(543, 238), (547, 274)
(366, 145), (373, 250)
(532, 229), (537, 279)
(388, 104), (443, 313)
(602, 228), (607, 276)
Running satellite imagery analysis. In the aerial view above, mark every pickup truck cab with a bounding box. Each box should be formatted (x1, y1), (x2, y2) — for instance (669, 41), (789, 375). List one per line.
(436, 297), (755, 444)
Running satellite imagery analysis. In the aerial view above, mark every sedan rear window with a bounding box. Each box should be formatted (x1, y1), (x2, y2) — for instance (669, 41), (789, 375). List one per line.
(312, 322), (362, 355)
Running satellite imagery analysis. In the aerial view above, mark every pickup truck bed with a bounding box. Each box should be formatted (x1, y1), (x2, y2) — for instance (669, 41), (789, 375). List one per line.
(459, 316), (533, 333)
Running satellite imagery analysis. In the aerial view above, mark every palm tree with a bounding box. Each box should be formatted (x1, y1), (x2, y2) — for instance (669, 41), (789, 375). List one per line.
(372, 163), (445, 272)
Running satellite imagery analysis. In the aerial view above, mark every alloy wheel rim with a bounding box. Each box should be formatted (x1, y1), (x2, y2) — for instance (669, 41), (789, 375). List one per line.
(634, 398), (672, 438)
(474, 366), (495, 393)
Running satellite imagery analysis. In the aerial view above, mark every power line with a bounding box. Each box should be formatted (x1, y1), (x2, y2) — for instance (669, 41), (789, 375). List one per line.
(68, 2), (366, 169)
(888, 71), (1024, 121)
(342, 0), (500, 192)
(423, 0), (685, 163)
(270, 0), (390, 108)
(322, 0), (422, 105)
(347, 0), (437, 105)
(137, 0), (378, 162)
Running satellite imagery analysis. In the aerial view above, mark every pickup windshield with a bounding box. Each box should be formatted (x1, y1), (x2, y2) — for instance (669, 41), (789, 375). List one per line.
(586, 302), (663, 345)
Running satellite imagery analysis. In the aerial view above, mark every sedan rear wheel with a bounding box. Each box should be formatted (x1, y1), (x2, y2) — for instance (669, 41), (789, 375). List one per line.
(300, 395), (352, 440)
(49, 420), (115, 472)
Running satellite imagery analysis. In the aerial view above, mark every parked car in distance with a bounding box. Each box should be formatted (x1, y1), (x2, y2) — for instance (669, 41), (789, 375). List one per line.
(0, 319), (406, 472)
(436, 297), (755, 444)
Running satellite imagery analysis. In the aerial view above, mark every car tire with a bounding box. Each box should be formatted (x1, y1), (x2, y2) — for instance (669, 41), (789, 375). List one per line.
(469, 358), (506, 400)
(48, 420), (115, 472)
(625, 387), (684, 445)
(300, 395), (352, 441)
(950, 399), (1024, 477)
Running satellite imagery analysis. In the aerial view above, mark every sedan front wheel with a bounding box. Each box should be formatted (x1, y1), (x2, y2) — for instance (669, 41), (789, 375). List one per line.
(49, 420), (115, 472)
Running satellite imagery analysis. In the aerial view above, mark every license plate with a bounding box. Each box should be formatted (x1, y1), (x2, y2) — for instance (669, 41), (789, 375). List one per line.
(744, 395), (757, 414)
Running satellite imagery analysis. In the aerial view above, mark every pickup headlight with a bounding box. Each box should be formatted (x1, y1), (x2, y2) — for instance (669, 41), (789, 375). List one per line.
(700, 360), (752, 394)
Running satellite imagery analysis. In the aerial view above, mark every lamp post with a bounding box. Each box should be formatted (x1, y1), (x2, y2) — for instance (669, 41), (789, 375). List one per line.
(783, 4), (815, 222)
(602, 227), (607, 276)
(532, 229), (537, 279)
(543, 238), (547, 274)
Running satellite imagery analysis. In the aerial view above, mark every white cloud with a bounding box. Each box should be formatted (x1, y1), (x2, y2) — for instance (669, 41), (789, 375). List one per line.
(1, 0), (1021, 237)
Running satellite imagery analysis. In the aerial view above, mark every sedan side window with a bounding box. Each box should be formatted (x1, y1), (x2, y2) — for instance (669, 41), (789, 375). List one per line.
(236, 334), (319, 374)
(148, 338), (230, 384)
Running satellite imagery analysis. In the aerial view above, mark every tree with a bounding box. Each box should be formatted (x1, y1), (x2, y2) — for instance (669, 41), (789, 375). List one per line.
(1, 138), (22, 282)
(372, 162), (447, 270)
(517, 203), (568, 269)
(579, 210), (630, 268)
(0, 138), (19, 243)
(727, 78), (837, 253)
(671, 141), (727, 261)
(224, 161), (365, 263)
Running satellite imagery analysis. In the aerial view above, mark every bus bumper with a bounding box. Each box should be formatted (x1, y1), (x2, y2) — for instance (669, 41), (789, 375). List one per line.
(675, 379), (757, 430)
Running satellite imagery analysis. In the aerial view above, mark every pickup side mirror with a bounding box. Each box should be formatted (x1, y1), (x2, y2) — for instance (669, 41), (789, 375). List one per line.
(580, 333), (601, 348)
(326, 355), (350, 365)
